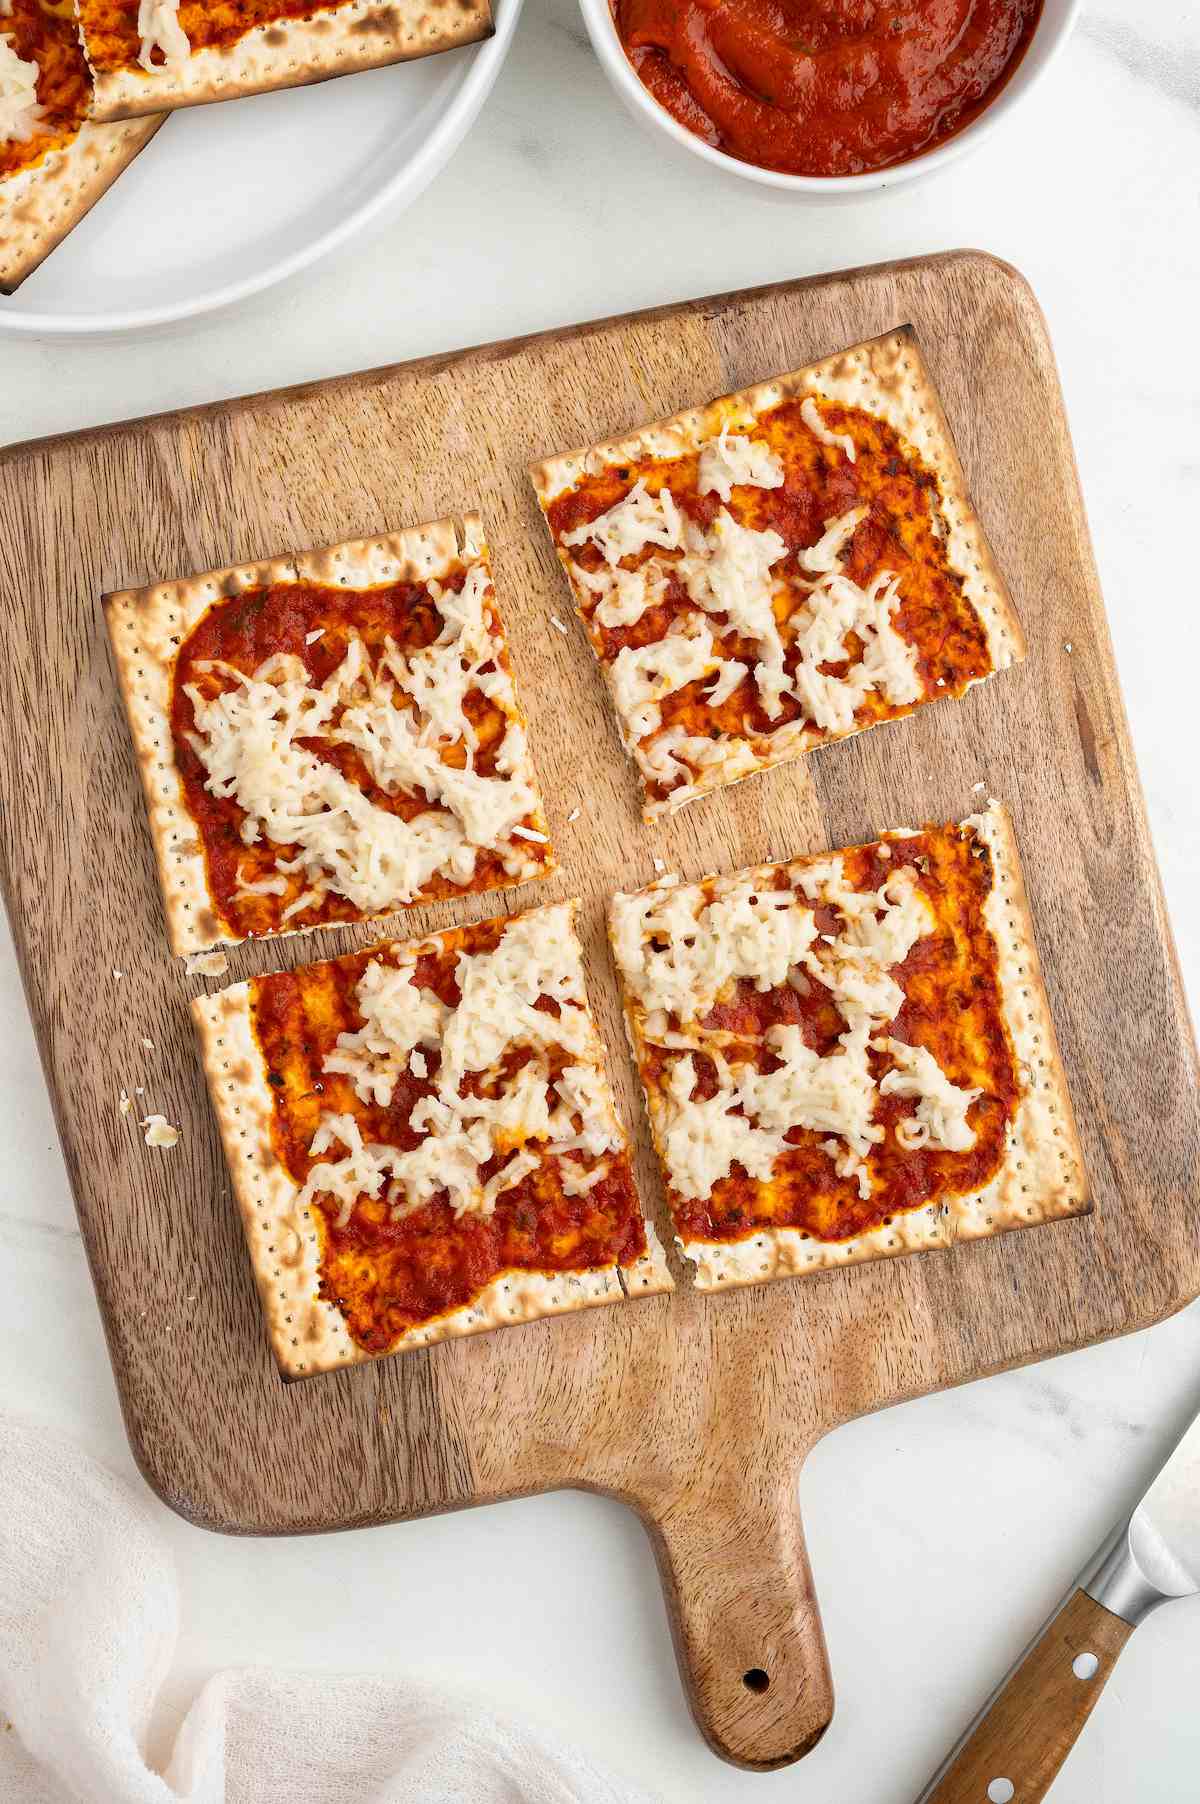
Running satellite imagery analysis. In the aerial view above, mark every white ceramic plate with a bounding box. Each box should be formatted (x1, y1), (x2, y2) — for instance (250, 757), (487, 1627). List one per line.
(0, 0), (522, 338)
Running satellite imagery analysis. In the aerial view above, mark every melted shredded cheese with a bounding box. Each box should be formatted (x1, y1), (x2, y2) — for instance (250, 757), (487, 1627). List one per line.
(563, 453), (923, 768)
(186, 564), (541, 918)
(0, 35), (45, 142)
(877, 1038), (979, 1151)
(137, 0), (190, 70)
(801, 396), (856, 463)
(697, 426), (785, 503)
(613, 854), (976, 1203)
(562, 480), (682, 566)
(297, 905), (623, 1228)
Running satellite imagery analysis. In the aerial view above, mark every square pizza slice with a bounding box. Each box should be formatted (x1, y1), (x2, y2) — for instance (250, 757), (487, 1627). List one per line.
(75, 0), (492, 121)
(532, 330), (1025, 820)
(1, 0), (163, 294)
(193, 899), (673, 1376)
(608, 803), (1088, 1289)
(106, 515), (554, 956)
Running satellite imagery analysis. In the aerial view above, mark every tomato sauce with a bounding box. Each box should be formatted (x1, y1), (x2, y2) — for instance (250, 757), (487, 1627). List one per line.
(547, 393), (992, 807)
(642, 823), (1020, 1247)
(170, 570), (549, 941)
(250, 917), (649, 1352)
(1, 0), (90, 183)
(613, 0), (1043, 178)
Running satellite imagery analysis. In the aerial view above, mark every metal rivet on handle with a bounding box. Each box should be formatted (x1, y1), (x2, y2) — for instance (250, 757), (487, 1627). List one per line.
(987, 1782), (1015, 1803)
(1072, 1652), (1099, 1681)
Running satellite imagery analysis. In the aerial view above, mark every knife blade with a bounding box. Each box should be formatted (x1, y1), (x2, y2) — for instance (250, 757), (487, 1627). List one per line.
(916, 1398), (1200, 1803)
(1083, 1402), (1200, 1618)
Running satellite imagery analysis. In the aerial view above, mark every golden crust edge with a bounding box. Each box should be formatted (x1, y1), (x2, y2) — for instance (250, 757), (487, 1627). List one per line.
(85, 0), (493, 119)
(193, 900), (670, 1378)
(947, 801), (1091, 1241)
(103, 513), (554, 956)
(0, 112), (165, 296)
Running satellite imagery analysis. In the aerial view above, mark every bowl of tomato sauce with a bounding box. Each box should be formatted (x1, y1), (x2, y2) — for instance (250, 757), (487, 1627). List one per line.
(580, 0), (1080, 192)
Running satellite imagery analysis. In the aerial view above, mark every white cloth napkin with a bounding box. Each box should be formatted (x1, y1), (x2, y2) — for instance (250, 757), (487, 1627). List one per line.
(0, 1417), (656, 1804)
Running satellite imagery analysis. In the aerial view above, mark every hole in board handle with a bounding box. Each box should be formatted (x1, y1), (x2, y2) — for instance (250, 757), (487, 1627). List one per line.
(742, 1668), (770, 1694)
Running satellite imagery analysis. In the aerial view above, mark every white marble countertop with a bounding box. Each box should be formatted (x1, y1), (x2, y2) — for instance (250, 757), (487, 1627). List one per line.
(3, 3), (1199, 1798)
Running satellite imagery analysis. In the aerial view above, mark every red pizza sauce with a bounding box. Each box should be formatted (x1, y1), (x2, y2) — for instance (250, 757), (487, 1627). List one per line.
(250, 917), (648, 1352)
(612, 0), (1044, 178)
(170, 570), (549, 942)
(645, 824), (1020, 1247)
(1, 0), (91, 184)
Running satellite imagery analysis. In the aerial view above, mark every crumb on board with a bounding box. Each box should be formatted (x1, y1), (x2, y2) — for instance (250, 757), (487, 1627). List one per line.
(972, 781), (986, 792)
(184, 950), (228, 978)
(550, 615), (569, 636)
(141, 1114), (180, 1149)
(112, 969), (123, 980)
(1065, 641), (1073, 652)
(566, 807), (580, 823)
(141, 1037), (154, 1051)
(119, 1090), (132, 1116)
(652, 856), (666, 874)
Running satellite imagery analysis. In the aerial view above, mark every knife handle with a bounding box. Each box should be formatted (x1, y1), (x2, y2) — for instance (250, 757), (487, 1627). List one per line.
(920, 1589), (1133, 1804)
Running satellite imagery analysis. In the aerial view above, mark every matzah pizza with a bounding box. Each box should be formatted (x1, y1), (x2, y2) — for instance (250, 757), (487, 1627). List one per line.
(193, 900), (672, 1376)
(105, 515), (553, 956)
(1, 0), (162, 294)
(609, 804), (1088, 1288)
(532, 330), (1025, 820)
(75, 0), (493, 120)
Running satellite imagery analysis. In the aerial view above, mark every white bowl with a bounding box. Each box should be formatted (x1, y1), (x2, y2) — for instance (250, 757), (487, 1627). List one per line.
(577, 0), (1081, 195)
(0, 0), (523, 339)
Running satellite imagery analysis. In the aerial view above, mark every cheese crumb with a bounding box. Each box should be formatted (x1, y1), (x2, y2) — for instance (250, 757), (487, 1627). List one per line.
(184, 950), (229, 978)
(512, 825), (548, 843)
(972, 781), (985, 793)
(1065, 641), (1073, 652)
(141, 1115), (180, 1149)
(652, 857), (666, 873)
(119, 1090), (132, 1116)
(141, 1037), (154, 1051)
(112, 969), (124, 980)
(305, 629), (325, 645)
(566, 807), (581, 823)
(550, 615), (569, 635)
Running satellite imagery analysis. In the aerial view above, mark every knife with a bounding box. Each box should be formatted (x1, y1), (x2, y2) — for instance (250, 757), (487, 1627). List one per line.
(916, 1397), (1200, 1803)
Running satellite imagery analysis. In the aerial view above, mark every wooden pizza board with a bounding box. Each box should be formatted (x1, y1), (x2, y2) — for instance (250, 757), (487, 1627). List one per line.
(2, 251), (1198, 1771)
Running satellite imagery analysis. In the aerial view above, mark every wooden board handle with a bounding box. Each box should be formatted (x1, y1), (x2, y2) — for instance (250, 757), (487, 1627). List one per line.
(641, 1478), (833, 1769)
(922, 1589), (1134, 1803)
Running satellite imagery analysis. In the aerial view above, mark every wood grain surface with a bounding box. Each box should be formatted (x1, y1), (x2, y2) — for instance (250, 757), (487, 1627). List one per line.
(1, 251), (1198, 1771)
(922, 1589), (1135, 1803)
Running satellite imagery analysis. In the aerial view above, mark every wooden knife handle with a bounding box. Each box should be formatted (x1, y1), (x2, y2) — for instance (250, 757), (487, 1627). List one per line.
(642, 1477), (833, 1770)
(923, 1589), (1134, 1804)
